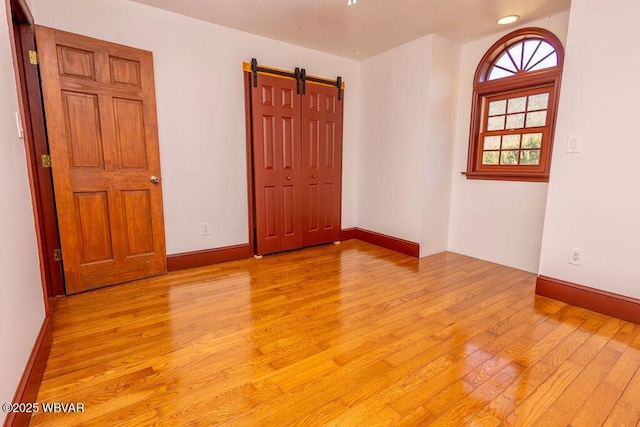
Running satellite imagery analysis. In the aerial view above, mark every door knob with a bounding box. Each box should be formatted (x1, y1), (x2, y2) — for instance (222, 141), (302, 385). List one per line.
(312, 175), (317, 179)
(286, 176), (291, 181)
(150, 175), (160, 184)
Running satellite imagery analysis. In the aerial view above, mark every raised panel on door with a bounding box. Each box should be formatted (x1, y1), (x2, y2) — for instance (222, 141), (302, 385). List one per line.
(62, 91), (104, 169)
(36, 26), (166, 293)
(260, 185), (280, 254)
(57, 45), (96, 80)
(113, 98), (147, 169)
(251, 74), (302, 255)
(110, 56), (141, 87)
(121, 190), (154, 256)
(301, 82), (343, 247)
(75, 192), (113, 264)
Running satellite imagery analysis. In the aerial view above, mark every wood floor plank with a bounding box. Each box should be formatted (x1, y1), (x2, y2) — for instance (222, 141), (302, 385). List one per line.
(569, 346), (640, 427)
(388, 305), (557, 415)
(501, 359), (584, 426)
(337, 288), (545, 412)
(29, 240), (639, 426)
(474, 317), (602, 422)
(602, 360), (640, 426)
(534, 346), (621, 425)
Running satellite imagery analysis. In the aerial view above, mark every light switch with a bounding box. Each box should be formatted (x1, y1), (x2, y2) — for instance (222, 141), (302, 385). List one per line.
(566, 135), (579, 153)
(15, 111), (24, 139)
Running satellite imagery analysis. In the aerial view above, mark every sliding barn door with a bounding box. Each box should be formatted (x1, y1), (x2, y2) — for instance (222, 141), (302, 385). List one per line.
(36, 26), (166, 293)
(301, 82), (343, 246)
(251, 74), (303, 255)
(249, 69), (344, 255)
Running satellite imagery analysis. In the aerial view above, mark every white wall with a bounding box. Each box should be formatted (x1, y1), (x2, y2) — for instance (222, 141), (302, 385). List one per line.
(447, 13), (570, 273)
(539, 0), (640, 299)
(0, 1), (46, 419)
(32, 0), (360, 255)
(420, 35), (460, 257)
(357, 34), (460, 251)
(357, 36), (431, 242)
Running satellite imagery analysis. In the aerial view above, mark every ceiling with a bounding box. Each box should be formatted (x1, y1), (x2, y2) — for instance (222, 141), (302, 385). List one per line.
(129, 0), (571, 60)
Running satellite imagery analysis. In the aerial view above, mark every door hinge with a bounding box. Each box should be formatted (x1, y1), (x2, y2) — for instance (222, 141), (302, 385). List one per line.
(41, 154), (51, 168)
(53, 248), (62, 262)
(28, 50), (38, 65)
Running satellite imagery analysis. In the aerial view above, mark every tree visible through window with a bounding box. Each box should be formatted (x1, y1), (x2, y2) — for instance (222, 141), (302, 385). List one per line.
(466, 28), (564, 182)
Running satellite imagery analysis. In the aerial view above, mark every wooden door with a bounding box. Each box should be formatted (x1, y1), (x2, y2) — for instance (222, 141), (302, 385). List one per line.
(251, 74), (303, 255)
(36, 26), (166, 294)
(301, 82), (343, 246)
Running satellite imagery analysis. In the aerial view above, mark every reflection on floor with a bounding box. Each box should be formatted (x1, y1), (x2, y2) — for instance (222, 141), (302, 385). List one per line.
(31, 240), (640, 426)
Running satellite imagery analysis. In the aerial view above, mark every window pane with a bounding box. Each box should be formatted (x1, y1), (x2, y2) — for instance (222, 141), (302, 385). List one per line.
(522, 133), (542, 148)
(489, 67), (515, 80)
(488, 100), (507, 116)
(520, 150), (541, 165)
(526, 111), (547, 127)
(487, 116), (505, 131)
(482, 151), (499, 165)
(507, 97), (526, 113)
(522, 40), (542, 67)
(495, 52), (517, 73)
(508, 42), (524, 70)
(529, 53), (558, 71)
(526, 41), (557, 71)
(527, 52), (558, 71)
(483, 136), (501, 150)
(528, 93), (549, 111)
(506, 113), (525, 129)
(502, 134), (521, 149)
(500, 150), (519, 165)
(528, 42), (554, 64)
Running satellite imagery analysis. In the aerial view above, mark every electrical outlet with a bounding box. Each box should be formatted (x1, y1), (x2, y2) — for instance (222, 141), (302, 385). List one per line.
(200, 222), (211, 236)
(568, 247), (583, 265)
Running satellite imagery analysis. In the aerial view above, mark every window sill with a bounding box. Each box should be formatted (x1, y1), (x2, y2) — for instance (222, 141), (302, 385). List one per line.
(462, 171), (549, 183)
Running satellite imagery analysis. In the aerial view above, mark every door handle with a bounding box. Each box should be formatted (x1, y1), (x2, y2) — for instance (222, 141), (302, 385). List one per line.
(150, 175), (160, 184)
(286, 176), (291, 181)
(312, 175), (317, 179)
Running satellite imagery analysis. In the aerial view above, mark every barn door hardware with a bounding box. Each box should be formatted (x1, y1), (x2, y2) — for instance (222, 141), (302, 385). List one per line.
(251, 58), (258, 87)
(245, 60), (344, 100)
(300, 68), (306, 95)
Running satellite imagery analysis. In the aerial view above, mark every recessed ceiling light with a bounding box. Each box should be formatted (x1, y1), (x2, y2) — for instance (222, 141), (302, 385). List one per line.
(497, 15), (519, 25)
(348, 0), (357, 5)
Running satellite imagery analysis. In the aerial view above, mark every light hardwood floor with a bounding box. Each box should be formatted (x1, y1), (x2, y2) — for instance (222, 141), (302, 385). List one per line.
(30, 240), (640, 426)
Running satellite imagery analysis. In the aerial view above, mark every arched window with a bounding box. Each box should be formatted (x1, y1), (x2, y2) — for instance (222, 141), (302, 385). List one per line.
(466, 28), (564, 182)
